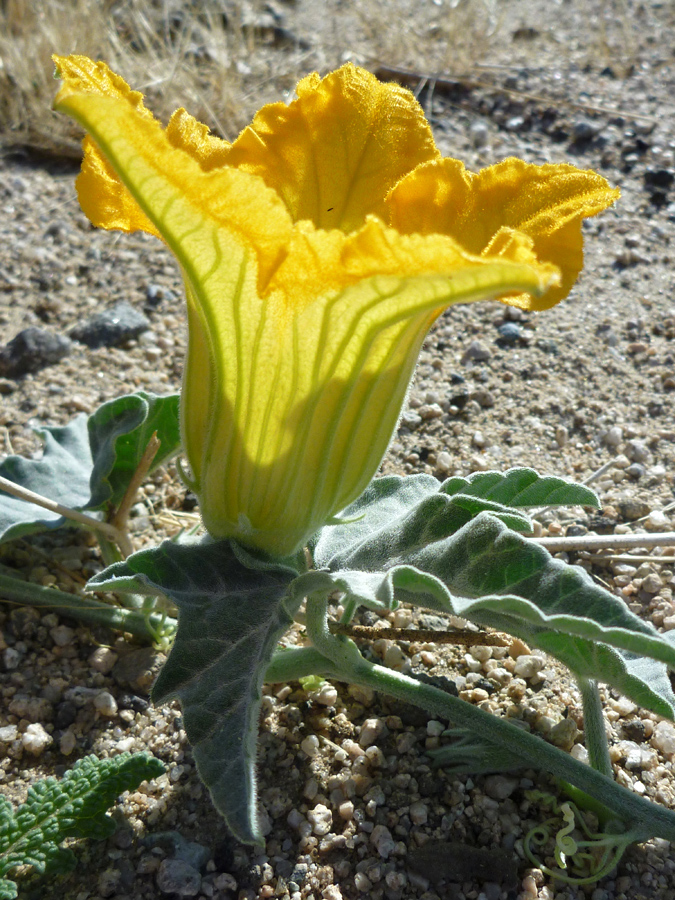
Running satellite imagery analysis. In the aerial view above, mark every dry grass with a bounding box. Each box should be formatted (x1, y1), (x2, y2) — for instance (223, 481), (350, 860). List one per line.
(0, 0), (506, 158)
(1, 0), (658, 160)
(0, 0), (302, 157)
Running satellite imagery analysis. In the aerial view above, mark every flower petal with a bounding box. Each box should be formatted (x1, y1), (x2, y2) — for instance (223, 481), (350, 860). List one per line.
(53, 85), (293, 292)
(387, 157), (620, 309)
(53, 54), (161, 237)
(225, 64), (439, 232)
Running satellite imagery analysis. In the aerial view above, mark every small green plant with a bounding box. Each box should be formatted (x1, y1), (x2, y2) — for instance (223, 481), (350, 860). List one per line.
(3, 54), (675, 893)
(0, 752), (165, 899)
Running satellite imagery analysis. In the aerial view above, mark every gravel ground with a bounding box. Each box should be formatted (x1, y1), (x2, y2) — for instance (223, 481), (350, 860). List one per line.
(2, 2), (675, 899)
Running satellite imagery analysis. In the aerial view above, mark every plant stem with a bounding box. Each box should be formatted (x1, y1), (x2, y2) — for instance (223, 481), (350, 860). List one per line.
(577, 676), (613, 778)
(0, 571), (173, 641)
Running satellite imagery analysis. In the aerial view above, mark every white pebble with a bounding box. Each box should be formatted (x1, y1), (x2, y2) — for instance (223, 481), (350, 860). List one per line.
(359, 717), (386, 748)
(409, 801), (428, 825)
(313, 682), (338, 706)
(88, 647), (118, 674)
(651, 721), (675, 759)
(307, 803), (333, 836)
(93, 691), (118, 717)
(513, 655), (544, 678)
(49, 625), (75, 647)
(338, 800), (354, 821)
(22, 723), (53, 755)
(371, 824), (396, 858)
(436, 451), (453, 474)
(0, 725), (18, 741)
(60, 730), (77, 755)
(301, 735), (320, 758)
(322, 886), (343, 900)
(3, 647), (21, 669)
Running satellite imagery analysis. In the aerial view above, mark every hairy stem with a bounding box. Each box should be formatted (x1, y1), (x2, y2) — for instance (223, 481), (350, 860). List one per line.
(577, 676), (613, 778)
(0, 571), (173, 641)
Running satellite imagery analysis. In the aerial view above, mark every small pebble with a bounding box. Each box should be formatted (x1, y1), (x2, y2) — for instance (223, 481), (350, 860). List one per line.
(21, 722), (52, 755)
(513, 655), (544, 679)
(156, 859), (201, 897)
(0, 327), (71, 377)
(70, 301), (150, 348)
(94, 690), (118, 717)
(307, 803), (332, 836)
(651, 721), (675, 759)
(461, 340), (491, 363)
(88, 646), (119, 674)
(359, 717), (386, 748)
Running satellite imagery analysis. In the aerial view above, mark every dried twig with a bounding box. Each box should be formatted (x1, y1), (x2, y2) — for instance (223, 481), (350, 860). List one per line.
(330, 622), (510, 647)
(0, 474), (123, 543)
(108, 432), (161, 558)
(531, 531), (675, 554)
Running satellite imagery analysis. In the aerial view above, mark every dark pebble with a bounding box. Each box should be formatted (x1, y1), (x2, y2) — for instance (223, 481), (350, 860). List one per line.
(69, 301), (150, 348)
(496, 322), (522, 344)
(644, 168), (674, 189)
(0, 327), (72, 377)
(626, 463), (645, 480)
(54, 699), (78, 729)
(156, 858), (201, 897)
(565, 524), (588, 536)
(450, 372), (465, 384)
(572, 120), (598, 141)
(117, 692), (149, 713)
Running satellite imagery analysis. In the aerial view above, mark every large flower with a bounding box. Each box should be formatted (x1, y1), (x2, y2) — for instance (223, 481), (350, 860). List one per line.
(53, 55), (619, 556)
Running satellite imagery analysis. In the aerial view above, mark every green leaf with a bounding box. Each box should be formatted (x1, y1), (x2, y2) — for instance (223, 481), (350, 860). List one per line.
(0, 752), (164, 899)
(87, 391), (180, 508)
(440, 467), (599, 508)
(313, 474), (533, 571)
(0, 416), (93, 543)
(0, 392), (180, 544)
(317, 510), (675, 718)
(87, 538), (301, 844)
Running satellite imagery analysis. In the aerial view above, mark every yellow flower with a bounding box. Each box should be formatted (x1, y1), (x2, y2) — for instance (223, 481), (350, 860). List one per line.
(53, 55), (619, 557)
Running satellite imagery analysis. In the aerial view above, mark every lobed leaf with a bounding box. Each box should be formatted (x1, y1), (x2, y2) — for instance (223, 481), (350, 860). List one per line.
(317, 507), (675, 718)
(0, 752), (164, 899)
(313, 473), (533, 571)
(88, 538), (301, 844)
(0, 391), (180, 544)
(440, 467), (599, 508)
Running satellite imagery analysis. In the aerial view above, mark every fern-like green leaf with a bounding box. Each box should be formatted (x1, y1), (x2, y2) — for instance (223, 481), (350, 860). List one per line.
(0, 752), (164, 899)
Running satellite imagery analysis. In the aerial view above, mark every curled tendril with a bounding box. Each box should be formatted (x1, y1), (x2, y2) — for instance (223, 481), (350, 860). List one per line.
(524, 791), (638, 885)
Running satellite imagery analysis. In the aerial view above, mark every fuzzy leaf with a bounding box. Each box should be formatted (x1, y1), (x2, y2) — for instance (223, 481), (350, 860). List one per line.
(313, 473), (533, 570)
(0, 416), (93, 543)
(87, 391), (180, 508)
(0, 752), (164, 899)
(317, 509), (675, 718)
(0, 392), (179, 543)
(440, 467), (599, 507)
(87, 538), (301, 844)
